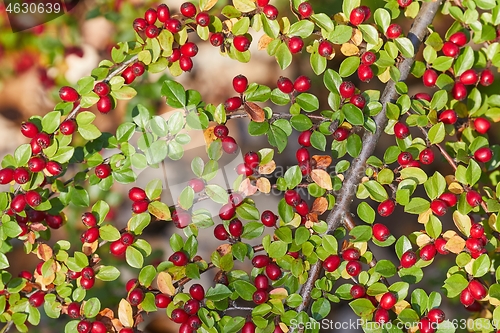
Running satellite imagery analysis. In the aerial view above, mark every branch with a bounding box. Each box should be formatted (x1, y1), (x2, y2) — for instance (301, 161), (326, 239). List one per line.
(292, 0), (443, 324)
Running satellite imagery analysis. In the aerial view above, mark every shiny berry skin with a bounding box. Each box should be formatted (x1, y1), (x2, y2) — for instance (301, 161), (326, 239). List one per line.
(349, 7), (366, 26)
(374, 308), (390, 324)
(284, 189), (301, 206)
(254, 274), (269, 290)
(97, 95), (113, 113)
(80, 277), (95, 290)
(110, 240), (127, 257)
(449, 31), (467, 47)
(25, 190), (41, 207)
(184, 299), (200, 315)
(59, 86), (79, 102)
(372, 223), (390, 241)
(81, 227), (99, 243)
(196, 12), (210, 26)
(122, 67), (136, 84)
(242, 322), (256, 333)
(189, 284), (205, 301)
(253, 290), (268, 304)
(397, 0), (412, 8)
(294, 75), (311, 92)
(277, 76), (294, 94)
(263, 4), (278, 19)
(29, 290), (45, 307)
(342, 248), (360, 261)
(346, 260), (362, 277)
(397, 152), (413, 165)
(34, 132), (50, 148)
(221, 136), (238, 154)
(232, 74), (248, 94)
(438, 109), (457, 124)
(155, 294), (171, 308)
(298, 2), (313, 18)
(460, 288), (475, 307)
(419, 317), (435, 333)
(67, 302), (81, 318)
(466, 237), (483, 253)
(171, 308), (189, 323)
(333, 127), (350, 141)
(0, 168), (13, 185)
(386, 24), (402, 39)
(357, 64), (373, 82)
(466, 190), (482, 207)
(131, 62), (145, 77)
(229, 219), (243, 237)
(439, 192), (457, 207)
(287, 36), (304, 54)
(168, 48), (181, 63)
(10, 194), (26, 213)
(128, 288), (144, 306)
(318, 40), (333, 57)
(474, 147), (493, 163)
(435, 237), (449, 255)
(296, 147), (310, 163)
(157, 4), (170, 22)
(473, 117), (490, 134)
(261, 210), (277, 227)
(244, 151), (260, 168)
(419, 148), (435, 165)
(77, 320), (92, 333)
(125, 279), (137, 292)
(233, 35), (251, 52)
(186, 316), (202, 330)
(224, 96), (242, 111)
(180, 42), (198, 57)
(378, 199), (395, 217)
(21, 122), (39, 138)
(252, 255), (270, 268)
(236, 163), (253, 177)
(470, 223), (485, 238)
(60, 119), (77, 135)
(468, 279), (487, 300)
(214, 125), (229, 138)
(188, 178), (205, 192)
(480, 69), (494, 86)
(460, 69), (478, 85)
(414, 92), (432, 101)
(266, 262), (282, 280)
(295, 200), (309, 216)
(95, 164), (111, 179)
(428, 308), (445, 323)
(423, 69), (438, 87)
(420, 243), (437, 261)
(133, 18), (147, 32)
(179, 56), (194, 72)
(82, 212), (97, 227)
(31, 139), (42, 155)
(180, 2), (197, 18)
(380, 292), (397, 310)
(400, 250), (417, 268)
(361, 51), (376, 65)
(394, 122), (410, 139)
(350, 285), (365, 299)
(169, 251), (189, 266)
(219, 203), (236, 220)
(165, 18), (182, 33)
(128, 187), (147, 201)
(145, 25), (159, 38)
(172, 209), (191, 229)
(120, 232), (134, 246)
(350, 94), (366, 109)
(210, 33), (224, 47)
(19, 270), (32, 280)
(442, 41), (459, 58)
(144, 8), (157, 24)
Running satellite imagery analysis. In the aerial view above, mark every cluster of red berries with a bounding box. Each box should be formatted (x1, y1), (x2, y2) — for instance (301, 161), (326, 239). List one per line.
(284, 189), (310, 217)
(167, 283), (205, 333)
(224, 74), (249, 111)
(296, 131), (312, 175)
(276, 75), (311, 94)
(213, 124), (238, 154)
(252, 254), (282, 286)
(322, 247), (362, 277)
(349, 6), (371, 26)
(236, 151), (261, 177)
(109, 231), (135, 257)
(128, 186), (149, 214)
(80, 212), (100, 244)
(460, 279), (487, 309)
(122, 61), (147, 85)
(465, 219), (487, 259)
(256, 0), (278, 20)
(429, 192), (457, 216)
(214, 193), (245, 240)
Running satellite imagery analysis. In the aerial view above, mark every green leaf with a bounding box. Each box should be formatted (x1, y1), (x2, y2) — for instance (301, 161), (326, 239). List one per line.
(83, 297), (100, 318)
(454, 46), (474, 76)
(296, 93), (319, 112)
(232, 17), (250, 35)
(424, 172), (446, 200)
(349, 298), (375, 317)
(161, 80), (186, 108)
(430, 90), (448, 111)
(231, 280), (256, 301)
(69, 187), (90, 207)
(342, 103), (364, 125)
(472, 254), (490, 277)
(275, 42), (292, 70)
(374, 8), (391, 32)
(236, 203), (260, 221)
(267, 123), (288, 153)
(362, 180), (388, 202)
(95, 266), (120, 281)
(0, 253), (9, 270)
(310, 52), (327, 75)
(339, 56), (361, 77)
(284, 166), (302, 189)
(311, 131), (326, 151)
(349, 225), (372, 242)
(428, 122), (445, 144)
(400, 167), (428, 184)
(139, 265), (157, 287)
(14, 144), (32, 167)
(404, 197), (430, 214)
(205, 185), (229, 204)
(357, 202), (375, 224)
(426, 215), (442, 239)
(311, 298), (331, 320)
(375, 260), (397, 277)
(358, 24), (379, 44)
(288, 20), (314, 38)
(346, 134), (362, 158)
(394, 37), (415, 58)
(466, 159), (481, 186)
(99, 225), (121, 241)
(310, 13), (334, 32)
(42, 111), (61, 134)
(205, 284), (232, 301)
(126, 246), (144, 269)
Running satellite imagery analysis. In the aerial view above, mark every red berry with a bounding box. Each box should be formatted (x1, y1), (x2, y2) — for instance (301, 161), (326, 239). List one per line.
(128, 289), (144, 306)
(10, 194), (26, 213)
(460, 288), (475, 307)
(144, 8), (157, 24)
(423, 69), (438, 87)
(346, 260), (362, 277)
(172, 209), (191, 229)
(420, 243), (437, 261)
(120, 232), (135, 246)
(232, 75), (248, 94)
(414, 92), (432, 101)
(189, 284), (205, 301)
(266, 262), (282, 280)
(171, 308), (189, 323)
(21, 122), (39, 138)
(480, 69), (494, 86)
(474, 147), (493, 163)
(228, 219), (243, 237)
(380, 292), (397, 310)
(419, 148), (435, 165)
(397, 152), (413, 165)
(221, 136), (238, 154)
(318, 40), (333, 57)
(167, 48), (181, 63)
(67, 302), (81, 318)
(374, 308), (390, 324)
(470, 223), (485, 238)
(165, 18), (182, 33)
(400, 250), (417, 268)
(244, 151), (260, 168)
(435, 238), (449, 255)
(349, 7), (366, 26)
(180, 2), (197, 18)
(468, 279), (487, 300)
(213, 224), (229, 240)
(460, 69), (478, 85)
(361, 51), (376, 65)
(110, 240), (127, 257)
(132, 200), (149, 214)
(254, 274), (269, 290)
(350, 94), (366, 109)
(60, 119), (77, 135)
(0, 168), (14, 185)
(196, 12), (210, 26)
(386, 24), (402, 39)
(80, 276), (95, 290)
(210, 33), (224, 47)
(287, 36), (304, 54)
(95, 164), (111, 179)
(188, 178), (205, 193)
(219, 203), (236, 220)
(131, 62), (145, 77)
(360, 5), (371, 19)
(449, 31), (467, 47)
(466, 190), (482, 207)
(169, 251), (189, 266)
(129, 187), (147, 201)
(261, 210), (277, 227)
(277, 76), (294, 94)
(233, 35), (251, 52)
(184, 299), (200, 315)
(378, 199), (395, 217)
(428, 308), (445, 323)
(157, 4), (170, 23)
(133, 18), (147, 32)
(186, 316), (202, 330)
(419, 317), (435, 333)
(295, 200), (309, 216)
(179, 56), (194, 72)
(122, 67), (136, 84)
(180, 42), (198, 57)
(263, 4), (278, 20)
(59, 86), (79, 102)
(298, 130), (312, 147)
(125, 279), (137, 292)
(29, 290), (45, 307)
(473, 117), (490, 134)
(242, 322), (256, 333)
(81, 227), (99, 243)
(82, 212), (97, 227)
(225, 96), (242, 111)
(357, 64), (373, 82)
(333, 127), (350, 141)
(236, 163), (253, 177)
(214, 125), (229, 138)
(397, 0), (413, 8)
(29, 156), (46, 172)
(466, 237), (483, 253)
(350, 284), (365, 299)
(342, 248), (360, 261)
(442, 41), (459, 58)
(19, 270), (32, 280)
(438, 109), (458, 124)
(297, 2), (313, 18)
(372, 223), (390, 241)
(253, 290), (268, 304)
(34, 132), (51, 148)
(77, 320), (92, 333)
(394, 122), (410, 139)
(252, 255), (270, 268)
(294, 75), (311, 92)
(439, 192), (457, 207)
(92, 321), (107, 333)
(284, 189), (301, 206)
(155, 294), (171, 308)
(97, 95), (113, 113)
(145, 25), (159, 38)
(296, 147), (310, 163)
(46, 214), (63, 229)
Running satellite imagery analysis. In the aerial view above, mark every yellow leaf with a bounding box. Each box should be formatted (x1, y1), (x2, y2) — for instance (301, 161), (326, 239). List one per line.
(453, 211), (471, 237)
(393, 300), (411, 315)
(378, 67), (391, 83)
(200, 0), (217, 11)
(259, 160), (276, 175)
(258, 35), (273, 50)
(37, 244), (53, 261)
(118, 299), (134, 328)
(448, 181), (463, 194)
(445, 235), (466, 254)
(418, 209), (432, 224)
(256, 178), (271, 193)
(310, 169), (333, 190)
(351, 29), (363, 45)
(341, 43), (359, 56)
(415, 234), (432, 247)
(156, 272), (176, 296)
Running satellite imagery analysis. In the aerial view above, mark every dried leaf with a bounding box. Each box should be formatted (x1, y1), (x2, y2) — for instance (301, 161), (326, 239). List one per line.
(341, 43), (359, 56)
(311, 155), (332, 169)
(99, 308), (115, 320)
(311, 197), (328, 215)
(238, 178), (258, 196)
(216, 244), (232, 256)
(306, 213), (318, 223)
(393, 300), (411, 315)
(442, 230), (458, 239)
(259, 160), (276, 175)
(258, 35), (274, 50)
(30, 223), (47, 232)
(204, 126), (217, 146)
(118, 299), (134, 328)
(82, 240), (98, 256)
(417, 209), (432, 224)
(256, 177), (271, 193)
(351, 29), (363, 45)
(448, 181), (463, 194)
(244, 102), (266, 122)
(310, 169), (333, 190)
(37, 244), (53, 261)
(445, 235), (466, 254)
(156, 272), (176, 296)
(415, 234), (432, 247)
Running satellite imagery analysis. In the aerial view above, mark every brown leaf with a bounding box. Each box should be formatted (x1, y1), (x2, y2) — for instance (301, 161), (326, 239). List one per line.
(306, 213), (318, 223)
(216, 244), (232, 256)
(311, 155), (332, 169)
(99, 308), (115, 320)
(258, 35), (274, 50)
(203, 126), (217, 146)
(156, 272), (176, 296)
(311, 197), (328, 215)
(37, 244), (53, 261)
(341, 43), (359, 56)
(310, 169), (333, 190)
(30, 223), (47, 232)
(82, 240), (98, 256)
(445, 235), (466, 254)
(256, 178), (271, 193)
(259, 160), (276, 175)
(238, 178), (258, 197)
(244, 102), (266, 122)
(118, 299), (134, 328)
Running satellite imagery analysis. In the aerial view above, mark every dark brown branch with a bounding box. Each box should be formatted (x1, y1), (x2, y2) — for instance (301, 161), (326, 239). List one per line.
(291, 0), (443, 325)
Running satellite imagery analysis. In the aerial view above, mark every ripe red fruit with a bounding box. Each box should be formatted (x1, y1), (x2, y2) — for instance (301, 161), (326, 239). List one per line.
(442, 41), (459, 58)
(452, 82), (467, 101)
(210, 33), (224, 47)
(420, 243), (437, 261)
(120, 232), (135, 246)
(128, 289), (144, 306)
(0, 168), (13, 185)
(180, 2), (197, 17)
(189, 284), (205, 301)
(97, 95), (113, 113)
(34, 132), (51, 148)
(339, 81), (356, 99)
(460, 69), (478, 85)
(184, 299), (200, 315)
(346, 260), (362, 276)
(480, 69), (494, 86)
(470, 223), (485, 238)
(93, 82), (110, 97)
(295, 200), (309, 216)
(468, 279), (487, 300)
(414, 92), (432, 101)
(386, 24), (402, 39)
(372, 223), (390, 241)
(214, 125), (229, 138)
(219, 203), (236, 220)
(157, 4), (170, 22)
(266, 262), (282, 280)
(378, 199), (395, 217)
(229, 219), (243, 237)
(77, 320), (92, 333)
(110, 240), (127, 257)
(165, 18), (182, 33)
(180, 42), (198, 57)
(323, 254), (341, 272)
(29, 290), (46, 307)
(435, 237), (449, 255)
(397, 152), (413, 165)
(196, 12), (210, 26)
(400, 250), (417, 268)
(419, 317), (435, 333)
(80, 276), (95, 290)
(284, 189), (301, 206)
(233, 35), (251, 52)
(168, 48), (181, 63)
(244, 151), (260, 168)
(350, 94), (366, 109)
(169, 251), (189, 266)
(21, 122), (39, 138)
(186, 316), (202, 330)
(10, 194), (27, 213)
(188, 178), (205, 192)
(473, 117), (490, 134)
(298, 130), (312, 147)
(214, 224), (229, 240)
(357, 64), (373, 82)
(253, 290), (268, 304)
(294, 75), (311, 92)
(318, 40), (333, 57)
(81, 227), (99, 243)
(466, 237), (483, 253)
(423, 69), (438, 87)
(460, 288), (475, 307)
(466, 190), (482, 207)
(439, 192), (457, 207)
(397, 0), (412, 8)
(236, 163), (253, 177)
(394, 122), (410, 139)
(224, 96), (242, 112)
(144, 8), (157, 24)
(418, 147), (435, 165)
(428, 308), (445, 323)
(350, 284), (366, 299)
(179, 56), (194, 72)
(380, 292), (397, 310)
(349, 7), (366, 26)
(474, 147), (493, 163)
(131, 62), (145, 77)
(60, 119), (77, 135)
(361, 51), (376, 65)
(19, 270), (32, 280)
(232, 75), (248, 94)
(261, 210), (277, 227)
(46, 214), (63, 229)
(67, 302), (81, 318)
(95, 164), (112, 179)
(254, 274), (269, 290)
(277, 76), (294, 94)
(171, 308), (189, 323)
(172, 209), (191, 228)
(263, 4), (278, 19)
(242, 322), (256, 333)
(297, 2), (313, 18)
(449, 31), (467, 47)
(122, 67), (136, 84)
(145, 25), (159, 38)
(59, 86), (79, 102)
(155, 294), (171, 308)
(374, 308), (390, 324)
(342, 248), (360, 261)
(252, 255), (270, 268)
(438, 109), (458, 124)
(287, 36), (304, 54)
(333, 127), (350, 141)
(296, 147), (310, 163)
(128, 187), (147, 201)
(125, 279), (137, 292)
(82, 212), (97, 227)
(133, 18), (147, 32)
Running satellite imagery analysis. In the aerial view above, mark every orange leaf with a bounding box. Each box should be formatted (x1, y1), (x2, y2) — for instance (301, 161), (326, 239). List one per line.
(311, 155), (332, 169)
(37, 244), (53, 261)
(156, 272), (176, 296)
(310, 169), (333, 190)
(311, 197), (328, 215)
